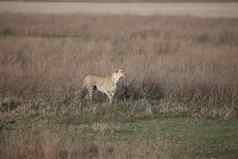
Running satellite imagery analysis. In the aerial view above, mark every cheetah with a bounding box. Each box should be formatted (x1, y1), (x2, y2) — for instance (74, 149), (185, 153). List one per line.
(83, 69), (125, 103)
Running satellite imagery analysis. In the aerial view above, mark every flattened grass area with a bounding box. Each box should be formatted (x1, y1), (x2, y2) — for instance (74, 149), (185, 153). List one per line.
(1, 102), (238, 159)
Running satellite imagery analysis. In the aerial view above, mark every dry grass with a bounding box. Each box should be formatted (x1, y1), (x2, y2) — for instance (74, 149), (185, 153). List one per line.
(1, 14), (238, 109)
(1, 13), (238, 159)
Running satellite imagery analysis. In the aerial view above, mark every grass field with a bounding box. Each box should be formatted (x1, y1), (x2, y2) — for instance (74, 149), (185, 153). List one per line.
(0, 13), (238, 158)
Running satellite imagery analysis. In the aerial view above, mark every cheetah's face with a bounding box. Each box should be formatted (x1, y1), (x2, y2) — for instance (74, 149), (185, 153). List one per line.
(112, 69), (125, 83)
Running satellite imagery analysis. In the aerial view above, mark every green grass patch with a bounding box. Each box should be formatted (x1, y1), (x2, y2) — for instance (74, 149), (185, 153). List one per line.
(1, 110), (238, 159)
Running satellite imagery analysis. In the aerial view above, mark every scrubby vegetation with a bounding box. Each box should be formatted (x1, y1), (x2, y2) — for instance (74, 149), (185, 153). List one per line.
(0, 14), (238, 158)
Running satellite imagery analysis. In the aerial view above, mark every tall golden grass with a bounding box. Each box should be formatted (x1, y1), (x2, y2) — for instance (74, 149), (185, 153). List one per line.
(1, 14), (238, 159)
(0, 14), (238, 106)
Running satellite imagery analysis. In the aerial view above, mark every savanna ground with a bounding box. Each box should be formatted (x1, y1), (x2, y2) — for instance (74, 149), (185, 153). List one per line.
(0, 13), (238, 158)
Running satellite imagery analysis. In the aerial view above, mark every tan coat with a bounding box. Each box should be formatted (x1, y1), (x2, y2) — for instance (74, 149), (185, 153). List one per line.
(83, 69), (124, 103)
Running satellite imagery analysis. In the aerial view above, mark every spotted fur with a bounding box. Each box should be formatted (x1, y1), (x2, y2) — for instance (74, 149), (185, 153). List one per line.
(83, 69), (125, 103)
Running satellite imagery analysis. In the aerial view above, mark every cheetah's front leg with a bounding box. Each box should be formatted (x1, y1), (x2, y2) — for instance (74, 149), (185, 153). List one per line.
(105, 91), (114, 104)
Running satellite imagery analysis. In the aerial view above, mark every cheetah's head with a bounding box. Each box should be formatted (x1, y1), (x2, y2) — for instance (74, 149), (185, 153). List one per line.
(112, 69), (125, 84)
